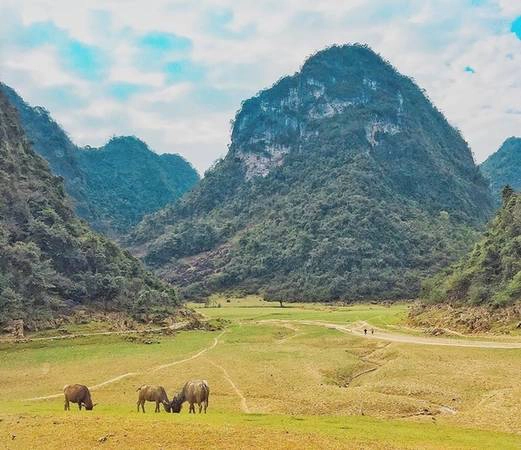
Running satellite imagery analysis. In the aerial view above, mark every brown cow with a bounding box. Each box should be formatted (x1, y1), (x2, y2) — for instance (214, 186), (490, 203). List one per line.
(63, 384), (96, 411)
(170, 380), (209, 414)
(136, 385), (171, 413)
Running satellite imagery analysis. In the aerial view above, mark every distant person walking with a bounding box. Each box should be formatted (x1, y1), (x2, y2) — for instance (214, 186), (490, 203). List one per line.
(371, 328), (374, 335)
(364, 328), (367, 335)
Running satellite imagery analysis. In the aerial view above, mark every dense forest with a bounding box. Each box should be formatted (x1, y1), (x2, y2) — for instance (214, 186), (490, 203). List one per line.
(130, 44), (493, 302)
(0, 91), (179, 327)
(0, 83), (199, 236)
(481, 137), (521, 202)
(422, 186), (521, 307)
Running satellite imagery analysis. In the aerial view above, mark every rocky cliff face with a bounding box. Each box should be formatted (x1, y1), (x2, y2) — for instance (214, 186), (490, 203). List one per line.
(481, 137), (521, 201)
(130, 44), (494, 302)
(0, 83), (199, 236)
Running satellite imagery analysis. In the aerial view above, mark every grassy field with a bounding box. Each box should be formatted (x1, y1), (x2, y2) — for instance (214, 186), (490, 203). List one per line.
(1, 298), (520, 449)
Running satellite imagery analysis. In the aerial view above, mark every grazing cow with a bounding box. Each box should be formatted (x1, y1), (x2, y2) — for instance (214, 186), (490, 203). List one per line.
(63, 384), (96, 411)
(136, 385), (171, 413)
(170, 380), (209, 414)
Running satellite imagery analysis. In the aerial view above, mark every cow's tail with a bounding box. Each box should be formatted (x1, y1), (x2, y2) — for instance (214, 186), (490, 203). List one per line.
(202, 380), (210, 399)
(63, 384), (69, 391)
(136, 385), (145, 392)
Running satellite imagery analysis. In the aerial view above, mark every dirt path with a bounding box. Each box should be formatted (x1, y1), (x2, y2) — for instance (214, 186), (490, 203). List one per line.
(3, 322), (189, 344)
(24, 330), (226, 402)
(206, 358), (250, 413)
(261, 320), (521, 349)
(275, 323), (303, 344)
(151, 330), (226, 373)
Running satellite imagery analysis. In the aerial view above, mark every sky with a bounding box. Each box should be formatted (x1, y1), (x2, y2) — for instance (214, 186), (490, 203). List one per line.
(0, 1), (520, 173)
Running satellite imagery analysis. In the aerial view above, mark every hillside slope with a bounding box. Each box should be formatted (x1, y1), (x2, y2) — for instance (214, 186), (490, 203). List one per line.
(130, 44), (494, 301)
(0, 83), (199, 236)
(422, 187), (521, 307)
(481, 137), (521, 201)
(0, 91), (179, 327)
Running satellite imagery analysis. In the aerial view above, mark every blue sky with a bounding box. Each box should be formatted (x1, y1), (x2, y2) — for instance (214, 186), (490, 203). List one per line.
(0, 0), (520, 172)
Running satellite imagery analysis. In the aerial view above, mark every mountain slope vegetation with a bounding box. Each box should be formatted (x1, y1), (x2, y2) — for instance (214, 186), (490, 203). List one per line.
(130, 44), (493, 302)
(0, 83), (199, 236)
(0, 90), (179, 327)
(422, 187), (521, 307)
(481, 137), (521, 201)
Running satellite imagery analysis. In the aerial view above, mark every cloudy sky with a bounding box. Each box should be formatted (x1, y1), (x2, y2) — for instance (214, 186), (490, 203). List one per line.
(1, 0), (520, 173)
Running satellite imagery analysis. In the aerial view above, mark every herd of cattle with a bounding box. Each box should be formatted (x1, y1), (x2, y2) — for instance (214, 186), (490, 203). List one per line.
(63, 380), (210, 414)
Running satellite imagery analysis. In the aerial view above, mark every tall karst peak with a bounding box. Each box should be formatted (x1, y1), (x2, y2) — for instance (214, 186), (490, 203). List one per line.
(130, 44), (493, 301)
(228, 45), (484, 225)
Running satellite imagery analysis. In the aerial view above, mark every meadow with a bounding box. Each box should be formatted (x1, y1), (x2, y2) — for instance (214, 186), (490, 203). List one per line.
(1, 298), (521, 449)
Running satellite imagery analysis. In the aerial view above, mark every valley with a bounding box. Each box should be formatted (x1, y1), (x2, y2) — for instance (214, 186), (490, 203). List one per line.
(0, 7), (520, 448)
(1, 299), (521, 449)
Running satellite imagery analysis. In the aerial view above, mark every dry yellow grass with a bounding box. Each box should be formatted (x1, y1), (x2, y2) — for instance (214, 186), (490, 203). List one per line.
(1, 299), (520, 449)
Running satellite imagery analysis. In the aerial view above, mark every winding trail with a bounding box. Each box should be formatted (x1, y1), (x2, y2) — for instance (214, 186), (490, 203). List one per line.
(206, 359), (250, 413)
(260, 319), (521, 349)
(151, 330), (226, 373)
(23, 330), (226, 402)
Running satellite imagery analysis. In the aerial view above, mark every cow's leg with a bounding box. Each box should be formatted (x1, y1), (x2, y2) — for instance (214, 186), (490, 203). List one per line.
(198, 403), (202, 413)
(189, 403), (195, 413)
(137, 400), (141, 413)
(64, 399), (69, 411)
(78, 402), (82, 410)
(155, 401), (160, 413)
(204, 401), (208, 413)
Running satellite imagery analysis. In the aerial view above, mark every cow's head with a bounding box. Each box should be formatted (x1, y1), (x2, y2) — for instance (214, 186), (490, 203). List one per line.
(170, 394), (183, 413)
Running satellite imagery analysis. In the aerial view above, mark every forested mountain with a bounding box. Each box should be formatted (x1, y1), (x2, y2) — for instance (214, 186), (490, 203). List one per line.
(130, 44), (493, 301)
(0, 83), (199, 236)
(481, 137), (521, 201)
(422, 187), (521, 306)
(75, 136), (199, 234)
(0, 90), (179, 327)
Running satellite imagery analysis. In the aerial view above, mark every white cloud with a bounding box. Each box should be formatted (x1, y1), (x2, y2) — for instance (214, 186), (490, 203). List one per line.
(0, 0), (520, 172)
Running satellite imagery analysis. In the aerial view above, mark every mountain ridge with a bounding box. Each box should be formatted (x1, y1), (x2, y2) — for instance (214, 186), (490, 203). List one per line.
(481, 137), (521, 201)
(0, 82), (199, 236)
(421, 186), (521, 307)
(0, 90), (180, 327)
(130, 44), (493, 301)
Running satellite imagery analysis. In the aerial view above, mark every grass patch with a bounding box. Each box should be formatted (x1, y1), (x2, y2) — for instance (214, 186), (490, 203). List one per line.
(1, 299), (521, 448)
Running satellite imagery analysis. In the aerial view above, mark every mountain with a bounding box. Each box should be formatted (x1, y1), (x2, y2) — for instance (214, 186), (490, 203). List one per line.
(130, 44), (494, 301)
(0, 83), (199, 236)
(421, 187), (520, 307)
(481, 137), (521, 201)
(0, 90), (179, 328)
(75, 136), (199, 234)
